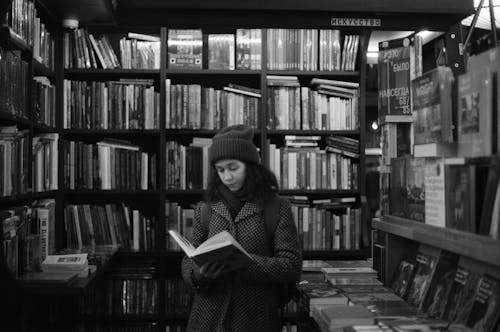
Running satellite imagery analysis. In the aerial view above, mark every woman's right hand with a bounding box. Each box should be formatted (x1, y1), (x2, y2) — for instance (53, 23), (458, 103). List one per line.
(193, 261), (228, 282)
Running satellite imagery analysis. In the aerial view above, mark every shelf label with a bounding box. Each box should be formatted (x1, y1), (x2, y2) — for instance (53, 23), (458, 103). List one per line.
(330, 18), (381, 27)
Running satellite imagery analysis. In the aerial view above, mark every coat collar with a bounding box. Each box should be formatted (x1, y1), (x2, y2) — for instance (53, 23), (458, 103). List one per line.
(211, 200), (263, 224)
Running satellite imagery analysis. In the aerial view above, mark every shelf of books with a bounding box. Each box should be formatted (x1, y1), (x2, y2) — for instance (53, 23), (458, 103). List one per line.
(2, 1), (375, 329)
(373, 26), (500, 331)
(373, 216), (500, 267)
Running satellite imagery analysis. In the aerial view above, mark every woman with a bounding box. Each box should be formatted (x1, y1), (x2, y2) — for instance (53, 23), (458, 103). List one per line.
(181, 124), (302, 332)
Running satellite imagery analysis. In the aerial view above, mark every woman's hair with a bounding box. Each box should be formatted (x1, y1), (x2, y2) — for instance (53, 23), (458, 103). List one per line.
(205, 162), (278, 204)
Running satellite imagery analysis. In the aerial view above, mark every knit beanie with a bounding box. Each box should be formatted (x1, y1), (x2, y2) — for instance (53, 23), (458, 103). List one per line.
(208, 124), (260, 165)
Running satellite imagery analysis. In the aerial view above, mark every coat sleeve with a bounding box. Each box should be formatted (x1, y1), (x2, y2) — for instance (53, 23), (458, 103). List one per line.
(242, 199), (303, 283)
(181, 204), (208, 289)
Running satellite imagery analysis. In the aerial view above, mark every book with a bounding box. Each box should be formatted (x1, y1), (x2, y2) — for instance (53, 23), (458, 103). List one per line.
(41, 253), (88, 272)
(297, 281), (349, 313)
(311, 304), (374, 331)
(478, 157), (500, 236)
(328, 276), (383, 286)
(457, 67), (494, 157)
(390, 259), (416, 299)
(466, 274), (500, 332)
(411, 66), (454, 145)
(442, 263), (481, 324)
(404, 157), (425, 222)
(444, 163), (476, 232)
(322, 267), (378, 279)
(489, 172), (500, 239)
(167, 29), (203, 69)
(208, 34), (235, 70)
(424, 157), (446, 228)
(168, 230), (253, 270)
(378, 35), (422, 116)
(302, 260), (332, 272)
(405, 248), (439, 309)
(420, 250), (459, 317)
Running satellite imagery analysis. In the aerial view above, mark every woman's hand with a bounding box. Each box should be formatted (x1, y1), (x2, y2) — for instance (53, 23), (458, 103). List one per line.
(193, 261), (228, 282)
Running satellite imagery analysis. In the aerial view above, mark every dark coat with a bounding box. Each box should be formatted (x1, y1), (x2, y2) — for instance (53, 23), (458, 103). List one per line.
(181, 198), (302, 332)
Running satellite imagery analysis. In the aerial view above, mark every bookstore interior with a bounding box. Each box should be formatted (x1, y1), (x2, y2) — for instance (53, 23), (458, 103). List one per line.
(1, 0), (500, 331)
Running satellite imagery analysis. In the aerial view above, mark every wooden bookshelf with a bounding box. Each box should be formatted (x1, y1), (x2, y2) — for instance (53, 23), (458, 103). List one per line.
(373, 216), (500, 267)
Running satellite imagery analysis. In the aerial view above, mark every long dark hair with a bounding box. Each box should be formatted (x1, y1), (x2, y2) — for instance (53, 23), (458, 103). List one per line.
(205, 162), (279, 205)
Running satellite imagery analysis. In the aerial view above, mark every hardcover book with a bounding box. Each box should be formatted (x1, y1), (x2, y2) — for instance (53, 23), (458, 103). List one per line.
(168, 230), (252, 270)
(412, 66), (454, 145)
(167, 29), (203, 69)
(457, 67), (494, 157)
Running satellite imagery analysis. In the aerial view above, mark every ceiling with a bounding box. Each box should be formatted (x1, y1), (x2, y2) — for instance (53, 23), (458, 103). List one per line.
(462, 0), (500, 29)
(37, 0), (475, 28)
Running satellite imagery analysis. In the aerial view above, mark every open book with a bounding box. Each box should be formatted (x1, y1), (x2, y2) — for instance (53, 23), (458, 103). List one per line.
(168, 230), (253, 270)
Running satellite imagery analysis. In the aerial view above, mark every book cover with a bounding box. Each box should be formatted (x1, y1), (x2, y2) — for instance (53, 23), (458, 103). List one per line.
(168, 229), (253, 270)
(347, 292), (403, 304)
(378, 35), (420, 116)
(389, 156), (407, 217)
(466, 274), (500, 332)
(404, 249), (439, 308)
(167, 29), (203, 69)
(442, 265), (481, 324)
(457, 67), (494, 157)
(424, 157), (446, 227)
(412, 66), (454, 145)
(478, 157), (500, 236)
(489, 171), (500, 239)
(297, 281), (349, 312)
(404, 157), (425, 222)
(444, 164), (476, 233)
(302, 260), (332, 272)
(420, 250), (459, 317)
(390, 259), (416, 299)
(208, 34), (235, 70)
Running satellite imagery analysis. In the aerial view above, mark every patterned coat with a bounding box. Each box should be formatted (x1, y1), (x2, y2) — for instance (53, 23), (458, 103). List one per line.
(181, 198), (302, 332)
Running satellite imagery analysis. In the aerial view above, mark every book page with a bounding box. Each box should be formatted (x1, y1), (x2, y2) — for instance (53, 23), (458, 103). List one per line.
(195, 230), (252, 259)
(168, 230), (195, 256)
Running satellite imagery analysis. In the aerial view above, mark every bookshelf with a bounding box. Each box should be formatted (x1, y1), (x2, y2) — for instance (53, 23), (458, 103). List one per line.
(1, 0), (476, 331)
(373, 216), (500, 282)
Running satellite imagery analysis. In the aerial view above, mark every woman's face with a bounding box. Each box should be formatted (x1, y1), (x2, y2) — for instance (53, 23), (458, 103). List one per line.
(214, 159), (246, 191)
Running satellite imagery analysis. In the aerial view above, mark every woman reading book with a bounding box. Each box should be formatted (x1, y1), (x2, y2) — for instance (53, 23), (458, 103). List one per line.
(181, 124), (302, 332)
